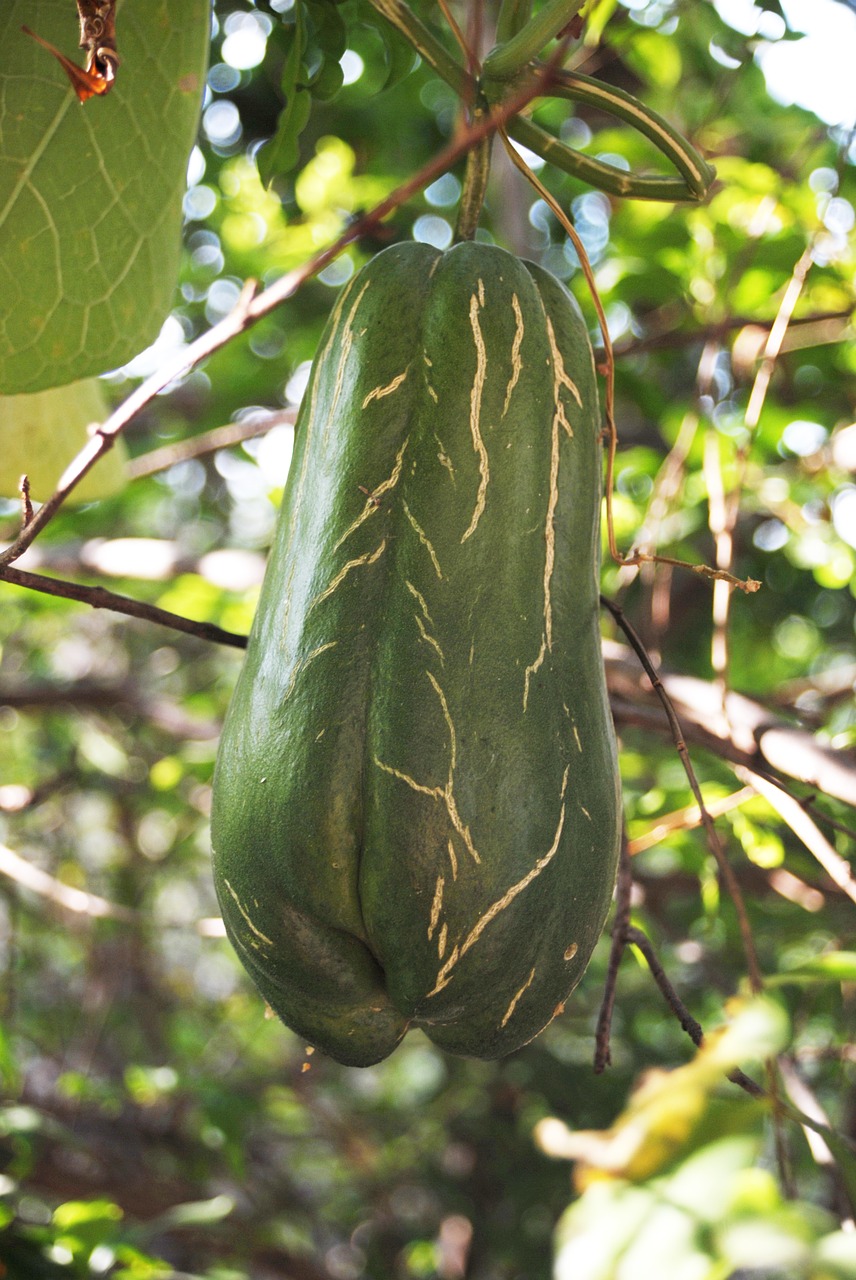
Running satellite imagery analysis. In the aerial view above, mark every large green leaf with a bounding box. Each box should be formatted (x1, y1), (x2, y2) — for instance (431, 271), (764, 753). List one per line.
(0, 0), (209, 393)
(0, 378), (125, 503)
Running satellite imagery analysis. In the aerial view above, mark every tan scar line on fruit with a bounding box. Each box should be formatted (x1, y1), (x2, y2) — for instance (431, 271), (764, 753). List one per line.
(500, 966), (537, 1028)
(361, 367), (410, 408)
(522, 308), (584, 711)
(334, 437), (409, 550)
(461, 289), (491, 543)
(373, 672), (481, 868)
(307, 541), (386, 615)
(222, 879), (274, 949)
(403, 500), (444, 579)
(283, 640), (338, 702)
(414, 612), (445, 665)
(426, 766), (570, 997)
(428, 875), (444, 940)
(323, 281), (372, 444)
(502, 293), (525, 418)
(406, 579), (434, 625)
(279, 278), (361, 641)
(435, 435), (456, 481)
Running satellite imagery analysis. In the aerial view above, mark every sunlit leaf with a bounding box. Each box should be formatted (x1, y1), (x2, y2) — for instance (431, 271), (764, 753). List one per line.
(0, 378), (124, 503)
(0, 0), (209, 392)
(769, 951), (856, 984)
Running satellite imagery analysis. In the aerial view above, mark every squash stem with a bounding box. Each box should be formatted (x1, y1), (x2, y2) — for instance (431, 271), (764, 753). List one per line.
(482, 0), (584, 81)
(455, 106), (493, 241)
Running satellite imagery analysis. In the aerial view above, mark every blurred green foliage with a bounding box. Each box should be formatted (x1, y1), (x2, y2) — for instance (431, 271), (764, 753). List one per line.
(0, 0), (855, 1276)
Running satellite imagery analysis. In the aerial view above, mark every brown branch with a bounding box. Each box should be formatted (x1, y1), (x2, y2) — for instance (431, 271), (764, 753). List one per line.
(0, 840), (137, 923)
(0, 65), (563, 572)
(613, 308), (852, 358)
(20, 474), (34, 526)
(0, 840), (225, 936)
(604, 641), (856, 811)
(601, 596), (765, 995)
(126, 410), (297, 480)
(623, 925), (706, 1047)
(593, 899), (765, 1102)
(594, 834), (633, 1073)
(0, 565), (248, 649)
(0, 679), (221, 740)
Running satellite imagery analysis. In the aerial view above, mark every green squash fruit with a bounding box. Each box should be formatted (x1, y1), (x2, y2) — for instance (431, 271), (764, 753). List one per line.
(211, 241), (621, 1066)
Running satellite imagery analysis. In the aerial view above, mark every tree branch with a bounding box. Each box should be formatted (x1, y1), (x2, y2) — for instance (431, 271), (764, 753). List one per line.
(601, 596), (765, 994)
(0, 565), (247, 649)
(605, 641), (856, 810)
(126, 410), (297, 480)
(613, 308), (852, 358)
(0, 841), (225, 935)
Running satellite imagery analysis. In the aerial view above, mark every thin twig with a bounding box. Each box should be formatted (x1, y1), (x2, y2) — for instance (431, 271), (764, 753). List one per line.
(0, 565), (248, 649)
(627, 785), (756, 856)
(613, 308), (852, 358)
(735, 766), (856, 906)
(126, 410), (297, 479)
(598, 911), (767, 1103)
(0, 841), (225, 936)
(594, 834), (633, 1073)
(624, 925), (705, 1046)
(601, 595), (765, 995)
(19, 475), (33, 526)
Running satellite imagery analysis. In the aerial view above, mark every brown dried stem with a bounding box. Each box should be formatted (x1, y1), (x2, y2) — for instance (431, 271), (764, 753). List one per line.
(0, 565), (247, 650)
(613, 307), (852, 358)
(709, 244), (814, 687)
(594, 834), (634, 1073)
(600, 595), (765, 995)
(126, 410), (297, 479)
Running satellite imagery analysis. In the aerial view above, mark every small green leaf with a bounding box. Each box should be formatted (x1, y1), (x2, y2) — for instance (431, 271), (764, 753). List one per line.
(306, 0), (348, 67)
(311, 58), (345, 101)
(53, 1199), (123, 1229)
(769, 951), (856, 985)
(258, 89), (313, 185)
(0, 378), (125, 503)
(381, 25), (420, 90)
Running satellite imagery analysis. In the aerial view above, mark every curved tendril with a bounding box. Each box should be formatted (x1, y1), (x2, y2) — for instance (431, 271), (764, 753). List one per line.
(544, 67), (715, 199)
(508, 115), (711, 203)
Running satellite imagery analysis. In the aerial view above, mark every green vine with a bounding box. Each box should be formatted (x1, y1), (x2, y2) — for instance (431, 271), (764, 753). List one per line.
(482, 0), (585, 81)
(455, 106), (493, 241)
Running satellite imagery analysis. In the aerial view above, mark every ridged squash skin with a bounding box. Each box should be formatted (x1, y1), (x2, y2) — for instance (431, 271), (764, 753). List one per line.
(211, 241), (621, 1066)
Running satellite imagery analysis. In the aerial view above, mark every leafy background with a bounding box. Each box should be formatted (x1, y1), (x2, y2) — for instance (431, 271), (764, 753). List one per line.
(0, 0), (855, 1276)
